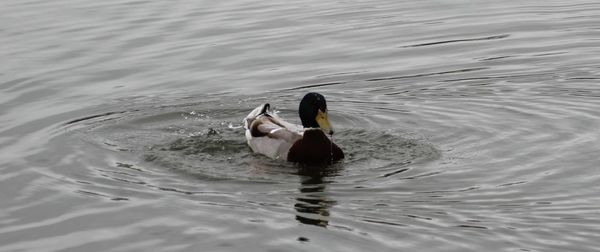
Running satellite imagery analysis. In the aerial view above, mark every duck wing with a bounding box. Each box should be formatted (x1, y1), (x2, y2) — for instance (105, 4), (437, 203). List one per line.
(245, 103), (302, 132)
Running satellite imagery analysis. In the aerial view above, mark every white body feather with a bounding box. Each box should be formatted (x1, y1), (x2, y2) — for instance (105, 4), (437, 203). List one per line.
(244, 104), (304, 160)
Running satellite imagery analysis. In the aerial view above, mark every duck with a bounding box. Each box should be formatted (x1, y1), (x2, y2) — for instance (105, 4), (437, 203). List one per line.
(244, 92), (344, 164)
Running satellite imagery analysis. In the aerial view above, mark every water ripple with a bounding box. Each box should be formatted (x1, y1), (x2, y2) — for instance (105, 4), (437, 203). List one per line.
(2, 0), (600, 251)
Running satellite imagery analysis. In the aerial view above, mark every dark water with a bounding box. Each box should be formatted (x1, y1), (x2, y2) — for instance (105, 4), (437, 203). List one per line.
(2, 0), (600, 251)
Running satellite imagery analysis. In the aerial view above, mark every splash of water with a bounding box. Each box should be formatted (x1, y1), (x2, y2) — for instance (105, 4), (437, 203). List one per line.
(330, 133), (334, 165)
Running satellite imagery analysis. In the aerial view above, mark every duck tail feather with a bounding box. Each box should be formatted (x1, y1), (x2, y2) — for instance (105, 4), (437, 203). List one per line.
(260, 103), (271, 115)
(244, 103), (271, 130)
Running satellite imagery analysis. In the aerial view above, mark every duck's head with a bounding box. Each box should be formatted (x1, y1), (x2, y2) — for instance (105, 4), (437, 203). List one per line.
(299, 92), (334, 135)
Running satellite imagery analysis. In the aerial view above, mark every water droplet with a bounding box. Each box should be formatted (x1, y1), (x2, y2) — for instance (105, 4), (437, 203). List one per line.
(330, 134), (334, 164)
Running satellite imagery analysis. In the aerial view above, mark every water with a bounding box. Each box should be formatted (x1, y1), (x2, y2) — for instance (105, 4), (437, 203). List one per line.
(2, 0), (600, 251)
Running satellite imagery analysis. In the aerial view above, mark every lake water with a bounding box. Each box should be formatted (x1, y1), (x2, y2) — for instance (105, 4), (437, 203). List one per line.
(2, 0), (600, 251)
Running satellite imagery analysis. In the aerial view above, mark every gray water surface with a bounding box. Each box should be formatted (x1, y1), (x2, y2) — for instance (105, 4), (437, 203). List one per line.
(2, 0), (600, 251)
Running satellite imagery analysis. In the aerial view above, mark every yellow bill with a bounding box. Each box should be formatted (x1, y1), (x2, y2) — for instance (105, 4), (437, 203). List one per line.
(316, 109), (334, 135)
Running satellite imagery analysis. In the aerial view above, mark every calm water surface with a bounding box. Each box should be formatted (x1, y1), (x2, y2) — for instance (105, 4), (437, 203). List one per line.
(2, 0), (600, 251)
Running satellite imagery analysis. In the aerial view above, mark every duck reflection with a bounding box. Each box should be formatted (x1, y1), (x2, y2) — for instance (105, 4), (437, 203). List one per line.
(294, 168), (337, 227)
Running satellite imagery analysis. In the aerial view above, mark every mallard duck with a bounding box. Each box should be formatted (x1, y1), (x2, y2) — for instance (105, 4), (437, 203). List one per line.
(244, 92), (344, 164)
